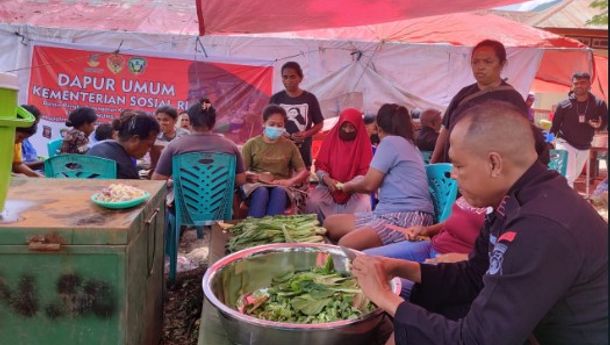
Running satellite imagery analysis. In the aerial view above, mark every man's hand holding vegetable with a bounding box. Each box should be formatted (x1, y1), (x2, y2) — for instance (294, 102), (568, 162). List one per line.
(352, 255), (422, 317)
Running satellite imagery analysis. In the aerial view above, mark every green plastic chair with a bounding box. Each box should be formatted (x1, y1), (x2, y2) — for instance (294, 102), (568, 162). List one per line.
(168, 151), (236, 282)
(426, 163), (458, 223)
(548, 149), (568, 177)
(44, 154), (117, 179)
(47, 137), (63, 158)
(421, 150), (433, 165)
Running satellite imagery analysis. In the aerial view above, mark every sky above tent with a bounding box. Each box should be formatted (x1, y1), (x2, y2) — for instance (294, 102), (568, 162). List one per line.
(496, 0), (562, 11)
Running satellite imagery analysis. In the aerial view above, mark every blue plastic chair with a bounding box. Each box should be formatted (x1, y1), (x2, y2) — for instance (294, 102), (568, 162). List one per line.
(548, 149), (568, 177)
(421, 150), (433, 165)
(44, 154), (117, 179)
(47, 137), (63, 158)
(425, 163), (458, 223)
(168, 152), (236, 282)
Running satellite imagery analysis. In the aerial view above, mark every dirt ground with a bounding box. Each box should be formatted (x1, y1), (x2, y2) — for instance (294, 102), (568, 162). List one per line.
(161, 266), (205, 345)
(161, 229), (210, 345)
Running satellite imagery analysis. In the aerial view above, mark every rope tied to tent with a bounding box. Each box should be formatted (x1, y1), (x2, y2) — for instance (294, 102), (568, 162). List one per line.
(113, 40), (124, 55)
(195, 36), (208, 58)
(350, 50), (363, 62)
(14, 31), (29, 46)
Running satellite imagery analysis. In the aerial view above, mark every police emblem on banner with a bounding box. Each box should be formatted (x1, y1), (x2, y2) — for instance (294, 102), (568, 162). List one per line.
(87, 54), (100, 67)
(487, 243), (508, 276)
(106, 54), (125, 74)
(128, 57), (147, 75)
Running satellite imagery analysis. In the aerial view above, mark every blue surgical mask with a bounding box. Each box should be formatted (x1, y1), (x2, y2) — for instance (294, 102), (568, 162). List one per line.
(264, 126), (284, 140)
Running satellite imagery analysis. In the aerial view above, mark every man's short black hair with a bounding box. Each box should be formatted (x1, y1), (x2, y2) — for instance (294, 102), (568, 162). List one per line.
(572, 72), (591, 81)
(363, 113), (377, 125)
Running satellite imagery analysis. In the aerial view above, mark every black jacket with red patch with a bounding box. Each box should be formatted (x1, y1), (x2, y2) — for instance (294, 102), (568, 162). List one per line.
(396, 162), (608, 345)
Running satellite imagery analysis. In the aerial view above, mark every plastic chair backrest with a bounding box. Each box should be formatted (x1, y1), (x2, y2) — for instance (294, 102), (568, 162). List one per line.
(425, 163), (458, 223)
(548, 149), (568, 177)
(172, 151), (236, 227)
(421, 150), (433, 165)
(44, 154), (117, 179)
(47, 138), (63, 158)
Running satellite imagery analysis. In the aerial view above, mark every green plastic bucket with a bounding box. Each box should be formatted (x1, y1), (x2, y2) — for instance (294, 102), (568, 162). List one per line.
(0, 106), (35, 212)
(0, 72), (36, 212)
(0, 73), (19, 120)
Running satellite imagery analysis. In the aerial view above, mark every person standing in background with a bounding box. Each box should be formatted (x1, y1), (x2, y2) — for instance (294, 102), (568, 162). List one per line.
(550, 72), (608, 188)
(270, 61), (324, 169)
(430, 39), (548, 165)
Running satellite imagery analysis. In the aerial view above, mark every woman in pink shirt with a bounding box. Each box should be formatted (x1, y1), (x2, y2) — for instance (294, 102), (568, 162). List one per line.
(364, 196), (486, 263)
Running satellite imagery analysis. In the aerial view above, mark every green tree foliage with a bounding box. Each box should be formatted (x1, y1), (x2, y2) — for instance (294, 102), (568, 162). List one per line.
(588, 0), (608, 25)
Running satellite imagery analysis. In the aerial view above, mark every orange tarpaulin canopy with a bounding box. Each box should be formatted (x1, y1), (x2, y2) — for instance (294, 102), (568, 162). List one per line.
(593, 55), (608, 100)
(197, 0), (526, 35)
(0, 0), (526, 36)
(242, 12), (585, 48)
(532, 55), (608, 100)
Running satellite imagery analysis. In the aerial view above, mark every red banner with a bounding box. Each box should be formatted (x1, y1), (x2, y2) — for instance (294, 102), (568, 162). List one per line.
(28, 45), (273, 143)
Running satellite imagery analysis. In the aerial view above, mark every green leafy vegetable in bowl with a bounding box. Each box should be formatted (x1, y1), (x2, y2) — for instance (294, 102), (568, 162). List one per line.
(236, 256), (374, 324)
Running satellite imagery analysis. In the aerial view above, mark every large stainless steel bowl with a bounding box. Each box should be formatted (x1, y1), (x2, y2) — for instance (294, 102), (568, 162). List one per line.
(202, 243), (401, 345)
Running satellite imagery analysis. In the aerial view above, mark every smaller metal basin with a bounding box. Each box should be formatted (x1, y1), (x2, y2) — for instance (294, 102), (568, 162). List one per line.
(202, 243), (401, 345)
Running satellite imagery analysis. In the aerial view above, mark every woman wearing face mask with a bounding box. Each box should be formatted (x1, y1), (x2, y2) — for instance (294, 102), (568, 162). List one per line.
(88, 111), (160, 179)
(241, 104), (310, 217)
(305, 108), (373, 222)
(324, 104), (435, 251)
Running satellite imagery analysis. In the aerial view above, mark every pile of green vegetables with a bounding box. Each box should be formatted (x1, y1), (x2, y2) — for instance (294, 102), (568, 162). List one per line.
(237, 257), (374, 324)
(227, 214), (327, 253)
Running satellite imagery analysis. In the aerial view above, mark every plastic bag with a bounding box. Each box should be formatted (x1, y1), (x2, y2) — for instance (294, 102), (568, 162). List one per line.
(165, 255), (198, 274)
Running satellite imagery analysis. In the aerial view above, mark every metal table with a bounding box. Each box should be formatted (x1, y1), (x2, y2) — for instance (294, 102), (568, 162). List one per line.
(585, 133), (608, 197)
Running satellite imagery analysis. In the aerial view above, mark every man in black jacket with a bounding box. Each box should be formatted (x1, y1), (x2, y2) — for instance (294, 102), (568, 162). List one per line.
(353, 100), (608, 345)
(550, 72), (608, 187)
